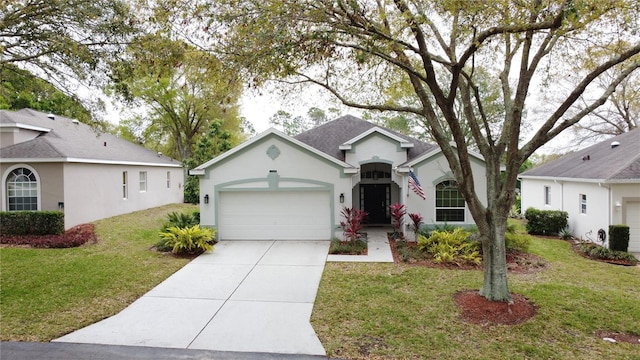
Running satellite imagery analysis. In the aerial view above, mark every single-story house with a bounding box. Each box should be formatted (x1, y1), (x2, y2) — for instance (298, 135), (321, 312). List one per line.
(0, 108), (184, 229)
(519, 128), (640, 252)
(190, 115), (487, 241)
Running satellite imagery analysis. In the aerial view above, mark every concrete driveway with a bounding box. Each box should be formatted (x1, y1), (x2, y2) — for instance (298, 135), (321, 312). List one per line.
(55, 240), (330, 356)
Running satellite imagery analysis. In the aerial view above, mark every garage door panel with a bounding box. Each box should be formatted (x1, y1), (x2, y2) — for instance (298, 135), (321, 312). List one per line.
(219, 191), (331, 240)
(626, 201), (640, 252)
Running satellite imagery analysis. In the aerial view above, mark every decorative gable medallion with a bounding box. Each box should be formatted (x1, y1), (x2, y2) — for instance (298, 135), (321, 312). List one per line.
(266, 144), (281, 160)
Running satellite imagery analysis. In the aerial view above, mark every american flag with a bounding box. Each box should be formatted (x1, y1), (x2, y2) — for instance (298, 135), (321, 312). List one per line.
(408, 171), (426, 200)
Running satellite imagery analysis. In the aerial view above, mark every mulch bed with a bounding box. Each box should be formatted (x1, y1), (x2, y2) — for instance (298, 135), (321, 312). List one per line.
(454, 290), (537, 325)
(389, 239), (547, 274)
(595, 331), (640, 345)
(569, 241), (639, 266)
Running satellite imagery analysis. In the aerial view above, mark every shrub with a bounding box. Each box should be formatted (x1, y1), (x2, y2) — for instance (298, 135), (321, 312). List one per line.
(524, 208), (568, 235)
(340, 207), (368, 242)
(558, 227), (575, 240)
(162, 211), (199, 231)
(158, 225), (215, 255)
(578, 242), (638, 263)
(0, 224), (96, 248)
(0, 211), (64, 236)
(609, 225), (630, 252)
(389, 203), (406, 239)
(417, 228), (481, 266)
(408, 213), (423, 240)
(505, 232), (531, 252)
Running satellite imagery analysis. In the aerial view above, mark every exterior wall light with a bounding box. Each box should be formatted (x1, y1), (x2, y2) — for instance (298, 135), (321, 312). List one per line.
(339, 193), (345, 203)
(204, 194), (209, 204)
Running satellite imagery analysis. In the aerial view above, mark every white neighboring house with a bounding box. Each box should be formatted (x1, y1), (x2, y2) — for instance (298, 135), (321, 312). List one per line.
(190, 115), (488, 241)
(0, 109), (184, 229)
(519, 129), (640, 252)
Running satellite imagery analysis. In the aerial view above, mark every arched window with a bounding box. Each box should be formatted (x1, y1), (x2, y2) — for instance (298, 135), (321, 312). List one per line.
(6, 167), (39, 211)
(435, 180), (465, 222)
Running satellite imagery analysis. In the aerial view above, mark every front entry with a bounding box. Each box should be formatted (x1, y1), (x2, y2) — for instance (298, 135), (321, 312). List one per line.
(361, 184), (390, 224)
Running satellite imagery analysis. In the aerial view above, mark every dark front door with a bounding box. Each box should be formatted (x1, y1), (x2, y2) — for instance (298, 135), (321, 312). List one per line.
(361, 184), (390, 224)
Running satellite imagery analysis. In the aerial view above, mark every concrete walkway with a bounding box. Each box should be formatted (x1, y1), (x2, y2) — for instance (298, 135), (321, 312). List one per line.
(55, 240), (330, 356)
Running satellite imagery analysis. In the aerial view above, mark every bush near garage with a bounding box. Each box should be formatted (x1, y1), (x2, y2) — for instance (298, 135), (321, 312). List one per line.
(158, 225), (216, 255)
(608, 225), (630, 252)
(0, 211), (64, 236)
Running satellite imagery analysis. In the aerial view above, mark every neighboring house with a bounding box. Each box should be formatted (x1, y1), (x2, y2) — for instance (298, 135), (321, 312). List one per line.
(190, 115), (487, 241)
(519, 129), (640, 252)
(0, 109), (183, 229)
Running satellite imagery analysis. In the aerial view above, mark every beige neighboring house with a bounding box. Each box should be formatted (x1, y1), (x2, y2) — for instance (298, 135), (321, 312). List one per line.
(519, 128), (640, 252)
(191, 115), (488, 241)
(0, 109), (183, 229)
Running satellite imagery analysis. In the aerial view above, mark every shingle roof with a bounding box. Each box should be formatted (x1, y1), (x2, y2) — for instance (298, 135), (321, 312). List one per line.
(0, 109), (180, 166)
(294, 115), (436, 161)
(520, 128), (640, 181)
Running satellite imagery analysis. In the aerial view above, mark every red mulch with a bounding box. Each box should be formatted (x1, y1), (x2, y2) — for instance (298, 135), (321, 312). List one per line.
(454, 290), (537, 325)
(0, 224), (97, 248)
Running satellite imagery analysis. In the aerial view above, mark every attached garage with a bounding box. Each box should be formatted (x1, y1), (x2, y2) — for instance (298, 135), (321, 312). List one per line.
(218, 191), (332, 240)
(626, 201), (640, 252)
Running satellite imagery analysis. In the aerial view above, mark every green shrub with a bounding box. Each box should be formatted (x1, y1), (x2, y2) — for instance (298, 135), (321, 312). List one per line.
(609, 225), (630, 252)
(505, 232), (531, 252)
(417, 228), (481, 266)
(0, 211), (64, 236)
(162, 211), (199, 231)
(558, 227), (575, 240)
(158, 225), (215, 255)
(578, 242), (638, 263)
(524, 208), (568, 235)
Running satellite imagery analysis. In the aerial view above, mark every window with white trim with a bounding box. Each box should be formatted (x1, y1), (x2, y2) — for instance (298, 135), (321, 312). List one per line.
(435, 180), (465, 222)
(139, 171), (147, 192)
(580, 194), (587, 214)
(544, 186), (551, 205)
(6, 167), (38, 211)
(122, 171), (128, 199)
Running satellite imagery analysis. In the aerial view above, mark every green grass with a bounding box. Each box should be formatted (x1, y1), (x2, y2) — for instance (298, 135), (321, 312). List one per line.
(311, 237), (640, 359)
(0, 203), (197, 341)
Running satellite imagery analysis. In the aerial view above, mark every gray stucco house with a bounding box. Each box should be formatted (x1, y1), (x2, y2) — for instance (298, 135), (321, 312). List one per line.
(191, 115), (488, 241)
(0, 109), (183, 229)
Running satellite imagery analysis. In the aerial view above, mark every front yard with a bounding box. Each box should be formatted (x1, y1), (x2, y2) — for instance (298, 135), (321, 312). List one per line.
(1, 205), (638, 359)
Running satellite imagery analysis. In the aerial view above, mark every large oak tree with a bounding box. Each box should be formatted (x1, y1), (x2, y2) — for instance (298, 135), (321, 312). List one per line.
(179, 0), (637, 301)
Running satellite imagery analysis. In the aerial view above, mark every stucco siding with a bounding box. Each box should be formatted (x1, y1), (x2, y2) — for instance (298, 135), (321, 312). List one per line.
(405, 153), (487, 226)
(199, 135), (349, 234)
(62, 163), (183, 229)
(1, 162), (64, 212)
(520, 179), (565, 212)
(611, 184), (640, 225)
(344, 133), (408, 166)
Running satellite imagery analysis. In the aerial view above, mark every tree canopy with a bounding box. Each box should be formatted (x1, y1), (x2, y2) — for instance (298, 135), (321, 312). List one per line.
(180, 0), (640, 301)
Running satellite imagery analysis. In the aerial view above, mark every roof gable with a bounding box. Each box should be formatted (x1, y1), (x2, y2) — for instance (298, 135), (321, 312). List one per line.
(0, 109), (180, 167)
(520, 128), (640, 182)
(191, 128), (356, 175)
(294, 115), (436, 161)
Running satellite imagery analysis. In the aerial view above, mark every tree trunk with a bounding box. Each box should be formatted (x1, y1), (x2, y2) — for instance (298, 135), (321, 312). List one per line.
(479, 217), (512, 302)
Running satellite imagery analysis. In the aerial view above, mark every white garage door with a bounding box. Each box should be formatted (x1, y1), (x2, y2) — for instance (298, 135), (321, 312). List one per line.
(218, 191), (331, 240)
(627, 201), (640, 252)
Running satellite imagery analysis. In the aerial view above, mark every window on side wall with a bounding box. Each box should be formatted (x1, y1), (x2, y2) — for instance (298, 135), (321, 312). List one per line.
(166, 171), (171, 189)
(6, 167), (39, 211)
(435, 180), (465, 222)
(544, 186), (551, 205)
(580, 194), (587, 214)
(122, 171), (128, 199)
(139, 171), (147, 192)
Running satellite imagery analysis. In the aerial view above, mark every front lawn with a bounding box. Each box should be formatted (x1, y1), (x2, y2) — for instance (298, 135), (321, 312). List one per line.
(0, 204), (197, 341)
(311, 237), (640, 359)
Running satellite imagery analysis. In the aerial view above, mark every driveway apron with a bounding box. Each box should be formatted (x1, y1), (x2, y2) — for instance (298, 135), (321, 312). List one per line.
(54, 240), (330, 356)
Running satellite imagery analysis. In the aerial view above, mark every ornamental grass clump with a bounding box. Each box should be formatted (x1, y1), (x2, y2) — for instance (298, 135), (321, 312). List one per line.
(158, 225), (215, 255)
